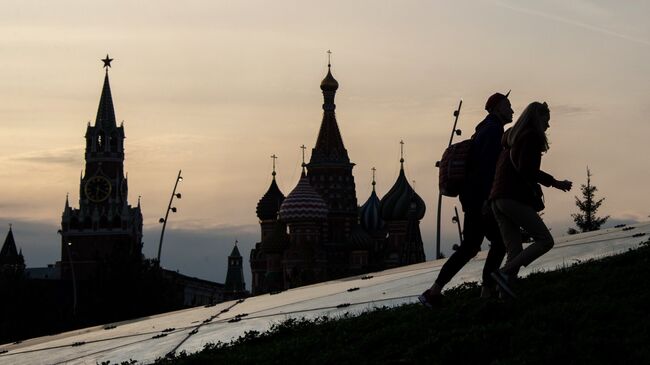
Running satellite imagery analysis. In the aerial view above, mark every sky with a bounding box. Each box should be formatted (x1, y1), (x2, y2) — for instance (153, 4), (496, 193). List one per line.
(1, 0), (649, 286)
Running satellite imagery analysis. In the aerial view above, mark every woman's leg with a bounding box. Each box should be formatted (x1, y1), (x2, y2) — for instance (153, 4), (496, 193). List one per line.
(493, 199), (554, 275)
(491, 199), (523, 273)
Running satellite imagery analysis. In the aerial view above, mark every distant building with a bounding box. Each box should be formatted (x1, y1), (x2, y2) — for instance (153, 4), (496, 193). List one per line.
(223, 242), (248, 300)
(250, 64), (426, 295)
(59, 58), (143, 281)
(162, 269), (224, 306)
(24, 265), (61, 280)
(0, 226), (25, 279)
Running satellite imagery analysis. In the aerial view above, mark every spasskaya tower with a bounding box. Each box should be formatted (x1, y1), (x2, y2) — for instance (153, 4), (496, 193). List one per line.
(60, 56), (143, 280)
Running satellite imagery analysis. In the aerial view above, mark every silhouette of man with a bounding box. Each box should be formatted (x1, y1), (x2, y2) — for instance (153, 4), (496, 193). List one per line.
(420, 92), (513, 306)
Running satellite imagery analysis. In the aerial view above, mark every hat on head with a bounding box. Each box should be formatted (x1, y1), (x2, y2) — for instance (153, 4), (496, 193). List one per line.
(485, 90), (510, 112)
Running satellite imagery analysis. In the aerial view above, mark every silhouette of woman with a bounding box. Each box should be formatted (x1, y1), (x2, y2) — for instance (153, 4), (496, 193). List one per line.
(489, 102), (572, 298)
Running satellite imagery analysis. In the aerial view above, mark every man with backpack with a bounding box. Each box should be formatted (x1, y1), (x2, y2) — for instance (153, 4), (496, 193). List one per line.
(419, 92), (514, 307)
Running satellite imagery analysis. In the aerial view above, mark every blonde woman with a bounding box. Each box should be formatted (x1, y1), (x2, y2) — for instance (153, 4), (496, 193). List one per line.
(489, 102), (572, 298)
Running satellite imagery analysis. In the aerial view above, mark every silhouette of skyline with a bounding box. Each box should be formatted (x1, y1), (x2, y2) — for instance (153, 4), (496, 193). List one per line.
(1, 1), (649, 285)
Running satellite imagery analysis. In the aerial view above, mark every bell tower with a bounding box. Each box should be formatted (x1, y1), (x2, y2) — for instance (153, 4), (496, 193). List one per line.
(60, 55), (143, 280)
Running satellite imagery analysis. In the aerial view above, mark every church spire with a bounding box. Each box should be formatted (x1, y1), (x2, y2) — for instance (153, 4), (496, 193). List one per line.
(0, 224), (20, 264)
(96, 54), (116, 130)
(310, 51), (349, 165)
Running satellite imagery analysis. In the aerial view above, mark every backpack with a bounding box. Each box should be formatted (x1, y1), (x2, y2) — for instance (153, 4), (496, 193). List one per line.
(438, 139), (472, 197)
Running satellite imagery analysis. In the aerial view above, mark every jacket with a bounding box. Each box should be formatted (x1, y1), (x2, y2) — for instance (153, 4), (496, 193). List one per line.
(489, 128), (555, 211)
(459, 114), (504, 210)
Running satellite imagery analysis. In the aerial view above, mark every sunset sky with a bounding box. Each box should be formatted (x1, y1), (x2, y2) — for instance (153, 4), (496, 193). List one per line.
(1, 0), (649, 285)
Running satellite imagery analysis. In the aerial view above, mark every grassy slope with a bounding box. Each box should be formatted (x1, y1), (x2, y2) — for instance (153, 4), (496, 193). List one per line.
(156, 242), (650, 365)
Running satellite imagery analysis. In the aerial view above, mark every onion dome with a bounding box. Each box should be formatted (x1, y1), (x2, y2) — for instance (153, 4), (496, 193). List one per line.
(256, 156), (286, 220)
(320, 66), (339, 92)
(379, 146), (426, 221)
(278, 172), (328, 223)
(348, 226), (373, 250)
(360, 169), (385, 232)
(256, 178), (285, 221)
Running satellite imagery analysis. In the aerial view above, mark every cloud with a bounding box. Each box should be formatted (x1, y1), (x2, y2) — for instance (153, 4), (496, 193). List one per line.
(9, 146), (82, 167)
(495, 1), (650, 47)
(551, 104), (592, 117)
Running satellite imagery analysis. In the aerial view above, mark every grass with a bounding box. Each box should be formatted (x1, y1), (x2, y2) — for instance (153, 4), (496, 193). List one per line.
(153, 241), (650, 365)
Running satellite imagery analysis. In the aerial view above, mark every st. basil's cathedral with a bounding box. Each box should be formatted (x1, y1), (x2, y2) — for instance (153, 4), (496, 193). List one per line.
(250, 63), (426, 295)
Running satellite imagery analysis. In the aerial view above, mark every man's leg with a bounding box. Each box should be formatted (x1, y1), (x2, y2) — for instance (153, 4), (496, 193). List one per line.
(482, 207), (506, 287)
(432, 207), (483, 291)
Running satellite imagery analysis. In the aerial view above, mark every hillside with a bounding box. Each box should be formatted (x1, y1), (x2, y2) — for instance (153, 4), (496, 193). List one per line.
(156, 240), (650, 365)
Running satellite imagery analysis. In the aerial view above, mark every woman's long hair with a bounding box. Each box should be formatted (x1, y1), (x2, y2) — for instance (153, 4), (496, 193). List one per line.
(506, 101), (550, 152)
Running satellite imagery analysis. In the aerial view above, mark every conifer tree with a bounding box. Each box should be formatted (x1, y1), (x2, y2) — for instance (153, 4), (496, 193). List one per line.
(569, 168), (609, 233)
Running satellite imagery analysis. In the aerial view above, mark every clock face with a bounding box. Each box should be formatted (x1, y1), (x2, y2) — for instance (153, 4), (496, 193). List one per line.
(85, 176), (112, 202)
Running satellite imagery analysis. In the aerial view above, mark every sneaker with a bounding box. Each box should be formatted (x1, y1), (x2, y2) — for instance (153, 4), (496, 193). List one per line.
(491, 271), (517, 299)
(418, 289), (442, 308)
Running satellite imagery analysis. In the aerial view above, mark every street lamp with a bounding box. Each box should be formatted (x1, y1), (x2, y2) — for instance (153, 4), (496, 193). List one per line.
(58, 229), (77, 317)
(451, 206), (463, 251)
(435, 99), (463, 259)
(156, 170), (183, 266)
(66, 242), (78, 317)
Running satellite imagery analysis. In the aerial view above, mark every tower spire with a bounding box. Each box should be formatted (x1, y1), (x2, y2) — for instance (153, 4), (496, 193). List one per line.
(311, 51), (349, 165)
(371, 167), (377, 192)
(96, 55), (116, 130)
(399, 140), (405, 169)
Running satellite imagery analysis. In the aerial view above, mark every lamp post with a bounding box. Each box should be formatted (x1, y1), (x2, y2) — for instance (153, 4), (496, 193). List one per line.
(58, 228), (78, 317)
(157, 170), (183, 266)
(65, 242), (78, 317)
(451, 206), (463, 251)
(435, 99), (463, 259)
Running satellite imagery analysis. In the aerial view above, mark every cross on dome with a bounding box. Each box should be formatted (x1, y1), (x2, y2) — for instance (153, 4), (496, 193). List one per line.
(271, 154), (278, 177)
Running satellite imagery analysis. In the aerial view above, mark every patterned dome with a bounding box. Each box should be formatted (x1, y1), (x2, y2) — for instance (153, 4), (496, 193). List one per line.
(278, 173), (328, 223)
(320, 67), (339, 92)
(379, 167), (426, 221)
(256, 177), (285, 220)
(360, 189), (384, 233)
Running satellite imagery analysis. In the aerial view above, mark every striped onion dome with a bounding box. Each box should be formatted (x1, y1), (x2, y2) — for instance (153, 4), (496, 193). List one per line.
(360, 189), (384, 232)
(278, 173), (328, 222)
(379, 167), (426, 221)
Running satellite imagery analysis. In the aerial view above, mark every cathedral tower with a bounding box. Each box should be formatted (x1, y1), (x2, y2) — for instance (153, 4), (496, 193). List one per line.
(306, 60), (358, 247)
(379, 142), (426, 267)
(250, 155), (288, 295)
(60, 56), (143, 280)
